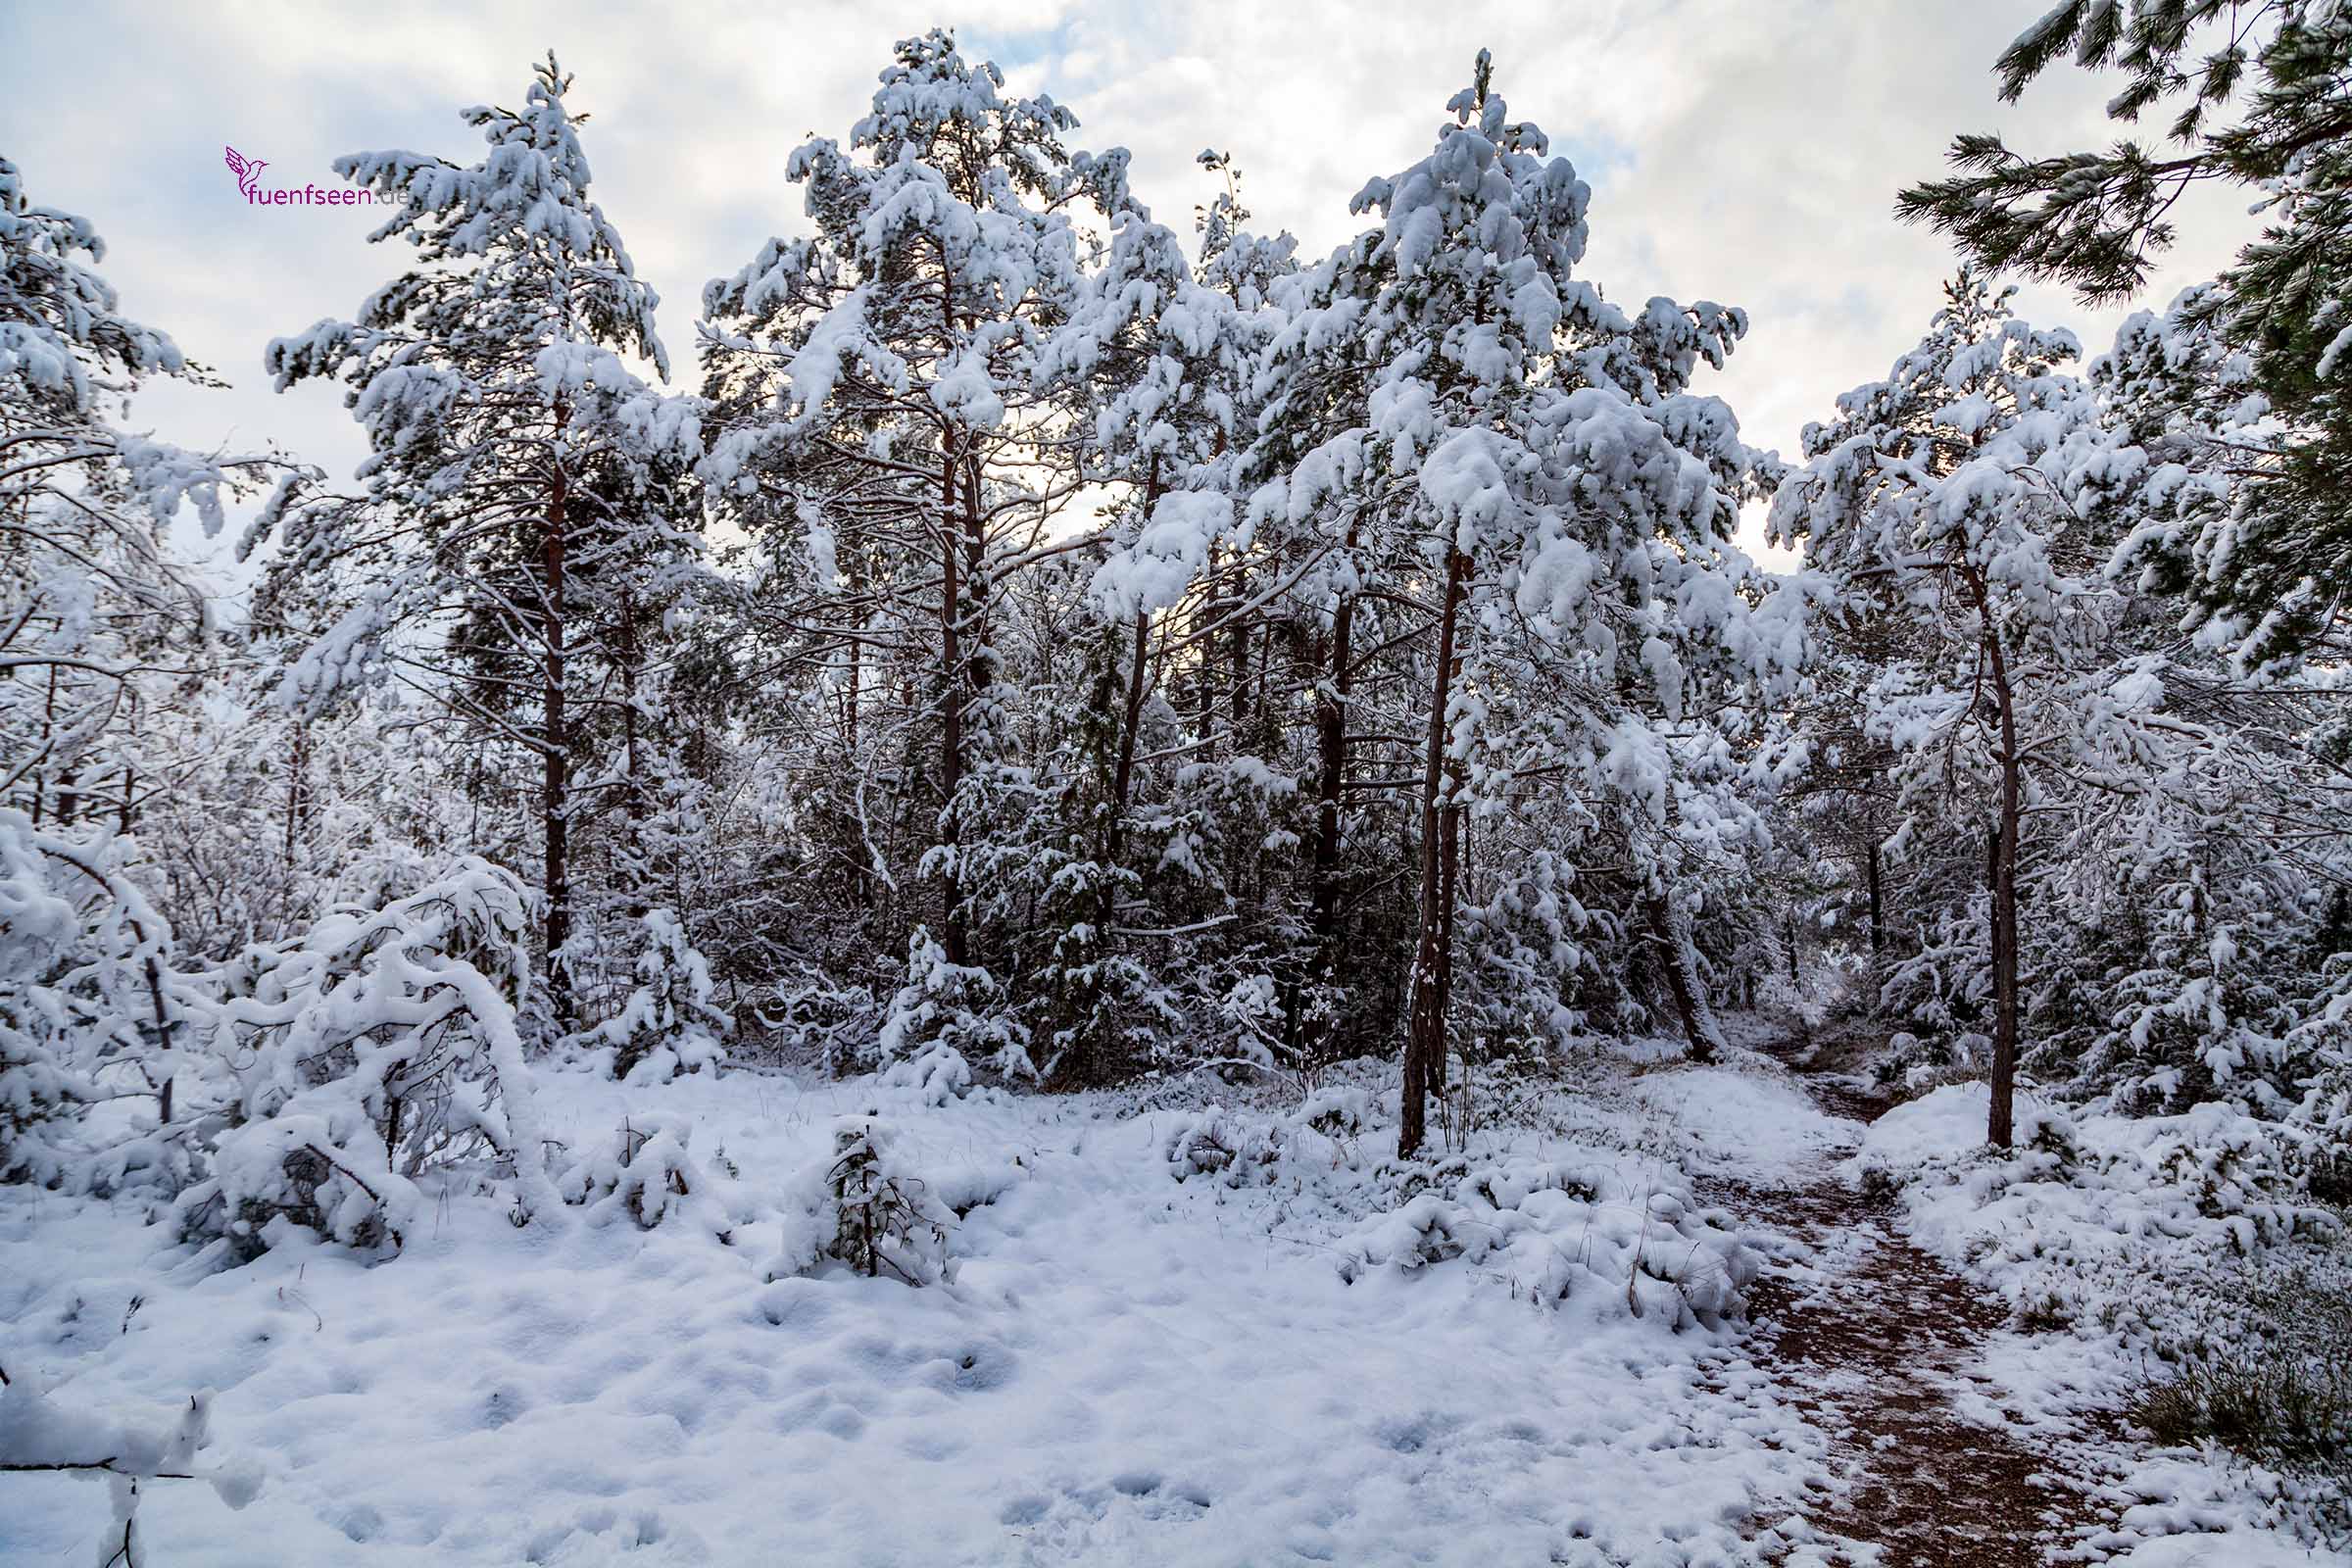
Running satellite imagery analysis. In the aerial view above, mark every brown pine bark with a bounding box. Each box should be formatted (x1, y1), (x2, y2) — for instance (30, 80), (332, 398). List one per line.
(542, 439), (572, 1026)
(1648, 894), (1716, 1064)
(937, 445), (966, 966)
(1298, 526), (1359, 1058)
(1401, 545), (1468, 1158)
(1962, 564), (2022, 1151)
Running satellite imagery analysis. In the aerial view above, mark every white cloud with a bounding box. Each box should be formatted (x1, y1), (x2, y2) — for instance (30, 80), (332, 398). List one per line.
(0, 0), (2252, 568)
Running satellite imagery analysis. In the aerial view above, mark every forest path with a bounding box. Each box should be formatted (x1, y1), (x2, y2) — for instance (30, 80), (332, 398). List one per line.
(1708, 1034), (2089, 1567)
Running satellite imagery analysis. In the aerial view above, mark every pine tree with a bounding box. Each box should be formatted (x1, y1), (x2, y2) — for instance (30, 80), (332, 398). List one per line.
(0, 154), (286, 837)
(700, 28), (1124, 1043)
(1253, 52), (1792, 1154)
(258, 54), (703, 1028)
(1899, 2), (2352, 666)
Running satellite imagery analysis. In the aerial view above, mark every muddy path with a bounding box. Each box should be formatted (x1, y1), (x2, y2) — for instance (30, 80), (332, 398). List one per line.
(1714, 1033), (2089, 1567)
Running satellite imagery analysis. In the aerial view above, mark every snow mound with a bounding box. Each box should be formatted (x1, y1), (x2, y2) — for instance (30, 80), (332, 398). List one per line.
(1336, 1156), (1758, 1328)
(558, 1114), (734, 1238)
(1158, 1104), (1285, 1185)
(773, 1116), (1025, 1287)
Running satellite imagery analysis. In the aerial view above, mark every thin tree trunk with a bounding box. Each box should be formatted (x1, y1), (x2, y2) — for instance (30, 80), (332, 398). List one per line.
(1401, 545), (1468, 1158)
(620, 590), (650, 919)
(1107, 458), (1162, 863)
(1298, 526), (1359, 1056)
(1648, 894), (1718, 1063)
(542, 438), (572, 1027)
(116, 692), (135, 835)
(31, 664), (54, 825)
(1430, 798), (1461, 1094)
(1866, 834), (1884, 957)
(282, 723), (309, 872)
(1199, 541), (1221, 737)
(1988, 731), (2021, 1151)
(938, 432), (966, 967)
(1967, 567), (2022, 1151)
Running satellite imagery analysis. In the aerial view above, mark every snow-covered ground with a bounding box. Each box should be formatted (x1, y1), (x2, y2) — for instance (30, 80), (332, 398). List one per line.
(2, 1054), (1835, 1566)
(4, 1045), (2344, 1566)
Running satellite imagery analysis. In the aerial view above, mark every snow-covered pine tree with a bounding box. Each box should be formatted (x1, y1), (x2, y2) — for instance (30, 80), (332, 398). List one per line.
(0, 154), (288, 846)
(1772, 274), (2151, 1146)
(700, 29), (1125, 1070)
(1251, 52), (1794, 1154)
(257, 54), (704, 1031)
(584, 906), (731, 1083)
(1031, 152), (1280, 1077)
(1899, 1), (2352, 669)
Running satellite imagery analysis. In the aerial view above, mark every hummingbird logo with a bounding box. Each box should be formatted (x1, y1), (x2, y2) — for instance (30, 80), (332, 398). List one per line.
(223, 146), (269, 200)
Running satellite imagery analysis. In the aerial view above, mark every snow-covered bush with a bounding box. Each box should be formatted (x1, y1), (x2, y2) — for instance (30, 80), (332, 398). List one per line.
(1853, 1086), (2341, 1354)
(774, 1118), (960, 1286)
(874, 929), (1028, 1102)
(0, 1021), (86, 1188)
(1335, 1156), (1757, 1328)
(1159, 1105), (1285, 1186)
(0, 1370), (262, 1568)
(175, 858), (562, 1259)
(763, 971), (881, 1075)
(580, 908), (731, 1084)
(0, 811), (192, 1192)
(1296, 1085), (1376, 1141)
(559, 1114), (730, 1238)
(2129, 1240), (2352, 1498)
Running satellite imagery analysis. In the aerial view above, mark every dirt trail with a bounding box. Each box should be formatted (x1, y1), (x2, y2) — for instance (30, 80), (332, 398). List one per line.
(1716, 1035), (2085, 1567)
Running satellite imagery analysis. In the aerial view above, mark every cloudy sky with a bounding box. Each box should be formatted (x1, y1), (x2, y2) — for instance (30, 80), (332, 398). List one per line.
(2, 0), (2251, 562)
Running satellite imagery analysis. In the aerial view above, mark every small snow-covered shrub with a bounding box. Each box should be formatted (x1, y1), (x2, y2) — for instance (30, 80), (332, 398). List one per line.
(195, 1114), (418, 1260)
(1296, 1086), (1375, 1140)
(2128, 1242), (2352, 1496)
(0, 1014), (88, 1188)
(1855, 1085), (2344, 1366)
(176, 858), (563, 1259)
(1159, 1105), (1284, 1186)
(764, 971), (881, 1074)
(0, 810), (191, 1191)
(880, 1041), (974, 1107)
(0, 1370), (262, 1568)
(1336, 1156), (1757, 1328)
(582, 909), (731, 1084)
(775, 1119), (960, 1286)
(560, 1114), (729, 1237)
(874, 929), (1029, 1102)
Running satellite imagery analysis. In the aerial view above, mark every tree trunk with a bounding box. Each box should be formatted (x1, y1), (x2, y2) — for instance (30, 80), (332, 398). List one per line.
(937, 436), (967, 966)
(1866, 834), (1884, 957)
(282, 723), (309, 873)
(1107, 458), (1162, 865)
(1401, 545), (1468, 1158)
(542, 443), (572, 1027)
(1987, 755), (2021, 1151)
(620, 590), (651, 919)
(1199, 541), (1222, 737)
(116, 692), (135, 835)
(1648, 894), (1718, 1063)
(1973, 582), (2023, 1152)
(1298, 528), (1358, 1057)
(1430, 798), (1462, 1094)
